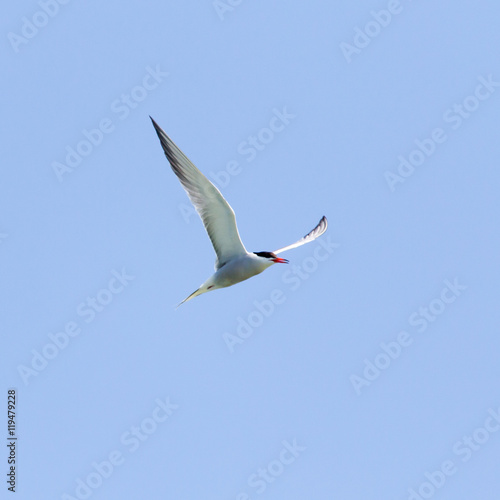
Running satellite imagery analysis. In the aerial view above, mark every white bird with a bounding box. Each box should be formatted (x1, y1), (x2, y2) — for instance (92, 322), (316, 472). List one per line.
(150, 117), (328, 306)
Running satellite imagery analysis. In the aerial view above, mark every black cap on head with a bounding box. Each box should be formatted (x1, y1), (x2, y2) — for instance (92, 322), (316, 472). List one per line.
(253, 251), (278, 259)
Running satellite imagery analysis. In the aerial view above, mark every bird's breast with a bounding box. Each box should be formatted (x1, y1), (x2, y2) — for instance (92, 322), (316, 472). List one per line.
(214, 257), (270, 288)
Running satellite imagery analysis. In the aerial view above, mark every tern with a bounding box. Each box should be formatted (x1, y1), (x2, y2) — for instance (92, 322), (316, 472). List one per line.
(150, 117), (328, 306)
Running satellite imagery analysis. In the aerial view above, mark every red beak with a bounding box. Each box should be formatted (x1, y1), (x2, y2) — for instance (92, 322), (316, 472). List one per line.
(273, 257), (289, 264)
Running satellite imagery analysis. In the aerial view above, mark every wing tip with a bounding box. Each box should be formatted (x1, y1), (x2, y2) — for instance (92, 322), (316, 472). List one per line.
(150, 116), (163, 135)
(150, 117), (175, 159)
(176, 288), (201, 308)
(309, 215), (327, 239)
(319, 215), (328, 234)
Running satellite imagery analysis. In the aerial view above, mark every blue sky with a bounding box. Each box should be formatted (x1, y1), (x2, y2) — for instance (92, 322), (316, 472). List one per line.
(2, 1), (500, 499)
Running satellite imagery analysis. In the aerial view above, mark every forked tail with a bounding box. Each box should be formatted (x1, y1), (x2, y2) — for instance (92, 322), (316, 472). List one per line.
(176, 287), (205, 308)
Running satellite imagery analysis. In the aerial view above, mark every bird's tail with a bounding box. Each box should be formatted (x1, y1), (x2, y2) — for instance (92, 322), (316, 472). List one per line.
(176, 287), (205, 308)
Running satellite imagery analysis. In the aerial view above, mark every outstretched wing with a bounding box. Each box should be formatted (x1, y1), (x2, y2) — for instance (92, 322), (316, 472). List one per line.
(273, 216), (328, 254)
(151, 117), (247, 269)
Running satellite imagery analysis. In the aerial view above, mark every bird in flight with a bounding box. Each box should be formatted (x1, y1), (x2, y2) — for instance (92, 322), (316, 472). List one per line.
(150, 117), (328, 306)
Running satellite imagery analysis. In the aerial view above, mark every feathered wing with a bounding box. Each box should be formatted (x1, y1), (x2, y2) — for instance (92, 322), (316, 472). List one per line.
(151, 117), (247, 269)
(273, 216), (328, 254)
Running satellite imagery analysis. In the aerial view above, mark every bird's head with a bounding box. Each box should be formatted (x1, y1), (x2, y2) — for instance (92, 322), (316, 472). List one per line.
(253, 251), (289, 264)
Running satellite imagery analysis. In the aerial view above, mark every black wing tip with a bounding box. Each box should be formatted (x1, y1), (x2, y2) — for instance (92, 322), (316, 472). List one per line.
(150, 117), (170, 143)
(317, 215), (328, 234)
(150, 116), (162, 134)
(150, 118), (172, 154)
